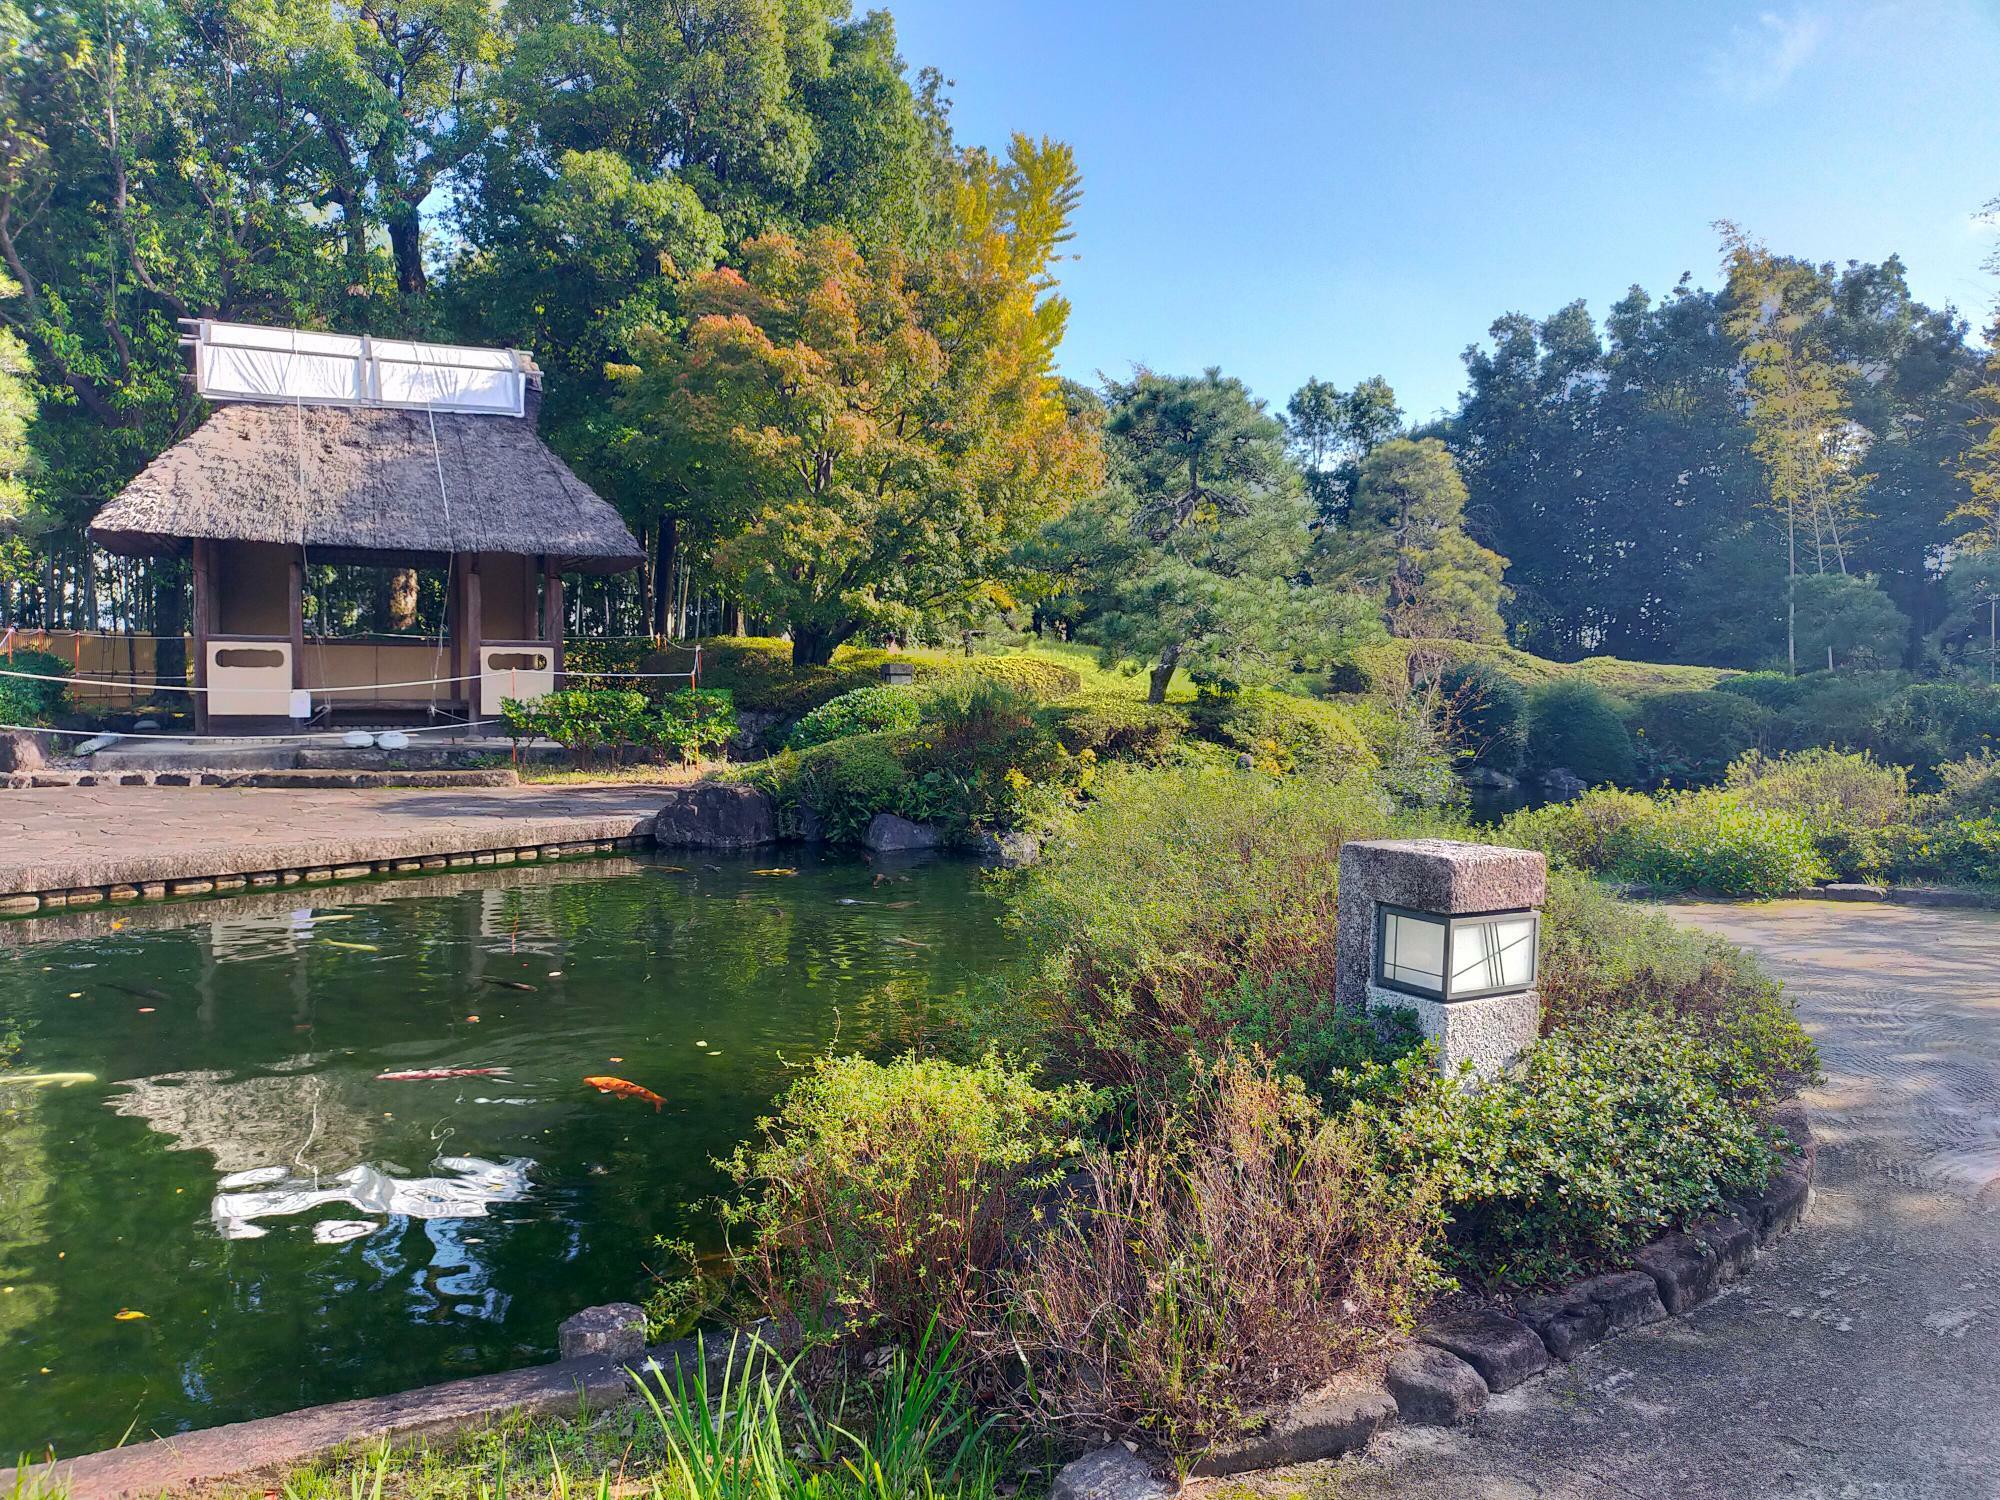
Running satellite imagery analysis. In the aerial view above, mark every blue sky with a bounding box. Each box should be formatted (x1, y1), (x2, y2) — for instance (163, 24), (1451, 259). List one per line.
(887, 0), (2000, 424)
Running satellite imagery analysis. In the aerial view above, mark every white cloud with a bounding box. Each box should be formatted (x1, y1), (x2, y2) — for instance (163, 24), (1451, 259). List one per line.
(1708, 5), (1830, 101)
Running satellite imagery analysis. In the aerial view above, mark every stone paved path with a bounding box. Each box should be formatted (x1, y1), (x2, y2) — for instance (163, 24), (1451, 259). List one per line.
(0, 784), (670, 895)
(1217, 900), (2000, 1500)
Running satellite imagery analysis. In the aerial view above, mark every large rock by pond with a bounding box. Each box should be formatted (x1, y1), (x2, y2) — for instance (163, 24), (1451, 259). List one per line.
(0, 730), (47, 772)
(1051, 1445), (1174, 1500)
(652, 783), (776, 849)
(864, 812), (939, 853)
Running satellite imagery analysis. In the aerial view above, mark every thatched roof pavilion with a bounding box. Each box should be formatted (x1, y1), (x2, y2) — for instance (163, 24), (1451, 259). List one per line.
(88, 321), (643, 732)
(91, 403), (642, 570)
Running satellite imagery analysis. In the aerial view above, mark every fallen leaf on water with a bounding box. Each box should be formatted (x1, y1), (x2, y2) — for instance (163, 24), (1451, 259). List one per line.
(465, 1015), (480, 1023)
(323, 940), (379, 953)
(609, 1056), (624, 1063)
(137, 1007), (155, 1014)
(114, 1309), (147, 1321)
(548, 970), (564, 978)
(752, 868), (798, 877)
(67, 992), (82, 999)
(109, 919), (126, 930)
(312, 913), (358, 922)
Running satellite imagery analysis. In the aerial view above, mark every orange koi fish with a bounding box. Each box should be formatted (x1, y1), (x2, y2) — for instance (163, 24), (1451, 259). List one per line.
(584, 1075), (665, 1111)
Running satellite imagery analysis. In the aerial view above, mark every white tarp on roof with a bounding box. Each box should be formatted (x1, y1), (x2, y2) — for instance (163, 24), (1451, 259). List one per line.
(192, 320), (527, 417)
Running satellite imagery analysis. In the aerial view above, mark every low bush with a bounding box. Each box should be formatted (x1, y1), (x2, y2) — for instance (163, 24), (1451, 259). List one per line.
(1438, 659), (1528, 773)
(1009, 766), (1391, 1093)
(937, 655), (1082, 701)
(692, 636), (886, 717)
(1524, 679), (1636, 786)
(1367, 1012), (1783, 1287)
(1874, 815), (2000, 887)
(1933, 750), (2000, 819)
(1603, 787), (1831, 896)
(717, 1051), (1098, 1349)
(502, 687), (733, 768)
(1536, 872), (1817, 1099)
(1009, 1050), (1445, 1454)
(761, 733), (909, 842)
(1633, 690), (1769, 782)
(1499, 788), (1656, 870)
(1725, 748), (1910, 880)
(1187, 687), (1376, 778)
(0, 647), (70, 725)
(1870, 680), (2000, 776)
(786, 685), (922, 750)
(1042, 693), (1187, 763)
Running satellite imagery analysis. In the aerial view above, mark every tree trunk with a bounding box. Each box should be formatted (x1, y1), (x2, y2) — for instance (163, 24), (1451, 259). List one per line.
(1148, 645), (1180, 704)
(653, 518), (677, 638)
(388, 211), (426, 297)
(790, 623), (848, 668)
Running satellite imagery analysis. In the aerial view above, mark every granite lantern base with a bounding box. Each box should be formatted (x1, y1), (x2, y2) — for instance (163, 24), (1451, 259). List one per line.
(1335, 837), (1547, 1082)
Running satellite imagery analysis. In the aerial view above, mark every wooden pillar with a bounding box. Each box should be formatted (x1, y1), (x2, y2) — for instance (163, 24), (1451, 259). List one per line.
(462, 554), (482, 716)
(191, 538), (212, 734)
(541, 555), (564, 688)
(288, 556), (305, 695)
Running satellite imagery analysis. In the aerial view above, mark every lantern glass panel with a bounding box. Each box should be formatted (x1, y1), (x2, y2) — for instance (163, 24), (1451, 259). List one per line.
(1380, 909), (1447, 994)
(1446, 913), (1538, 997)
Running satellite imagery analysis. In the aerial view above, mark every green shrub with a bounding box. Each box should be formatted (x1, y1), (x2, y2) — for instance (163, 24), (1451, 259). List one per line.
(1438, 659), (1528, 773)
(718, 1051), (1097, 1348)
(1536, 872), (1817, 1100)
(1876, 815), (2000, 887)
(1605, 788), (1832, 896)
(786, 685), (922, 750)
(643, 688), (737, 765)
(1933, 750), (2000, 819)
(1870, 681), (2000, 776)
(1633, 690), (1768, 782)
(1009, 766), (1391, 1092)
(932, 654), (1081, 701)
(1009, 1050), (1445, 1453)
(501, 688), (650, 768)
(0, 647), (70, 725)
(1498, 788), (1656, 870)
(1369, 1013), (1783, 1287)
(1187, 688), (1376, 778)
(1524, 680), (1636, 786)
(692, 637), (885, 717)
(765, 732), (909, 842)
(1042, 693), (1187, 764)
(1724, 748), (1910, 880)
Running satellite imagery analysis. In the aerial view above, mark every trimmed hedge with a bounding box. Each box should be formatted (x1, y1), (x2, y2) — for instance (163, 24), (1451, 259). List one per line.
(1042, 693), (1187, 764)
(1633, 690), (1769, 783)
(1525, 680), (1636, 786)
(1187, 688), (1376, 777)
(786, 685), (922, 750)
(689, 637), (1080, 720)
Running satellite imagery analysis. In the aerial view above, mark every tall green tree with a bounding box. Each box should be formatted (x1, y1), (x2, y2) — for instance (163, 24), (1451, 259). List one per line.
(609, 139), (1099, 666)
(1321, 437), (1507, 643)
(1954, 197), (2000, 559)
(1720, 221), (1876, 674)
(1285, 374), (1400, 527)
(1053, 368), (1376, 701)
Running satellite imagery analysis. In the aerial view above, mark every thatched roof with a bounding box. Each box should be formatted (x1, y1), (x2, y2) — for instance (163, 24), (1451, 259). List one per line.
(90, 399), (643, 573)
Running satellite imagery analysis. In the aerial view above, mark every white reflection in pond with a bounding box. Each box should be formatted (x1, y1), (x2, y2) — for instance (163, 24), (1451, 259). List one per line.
(212, 1156), (534, 1240)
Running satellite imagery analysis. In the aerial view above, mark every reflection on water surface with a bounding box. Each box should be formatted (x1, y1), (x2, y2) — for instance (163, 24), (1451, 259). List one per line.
(0, 851), (1007, 1455)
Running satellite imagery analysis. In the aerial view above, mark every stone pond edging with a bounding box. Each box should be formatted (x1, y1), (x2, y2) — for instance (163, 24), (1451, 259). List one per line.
(1053, 1099), (1816, 1498)
(649, 782), (1041, 866)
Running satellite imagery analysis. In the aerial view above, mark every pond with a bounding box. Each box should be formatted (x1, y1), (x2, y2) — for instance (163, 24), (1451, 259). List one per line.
(0, 852), (1012, 1458)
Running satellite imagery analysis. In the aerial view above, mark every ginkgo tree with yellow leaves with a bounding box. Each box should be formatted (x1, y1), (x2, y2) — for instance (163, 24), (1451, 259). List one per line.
(612, 136), (1103, 667)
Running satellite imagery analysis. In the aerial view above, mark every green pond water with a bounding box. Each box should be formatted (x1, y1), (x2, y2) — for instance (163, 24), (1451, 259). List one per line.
(0, 852), (1011, 1458)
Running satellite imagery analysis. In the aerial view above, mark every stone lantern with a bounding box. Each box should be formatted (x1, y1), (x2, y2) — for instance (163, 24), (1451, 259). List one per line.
(880, 660), (916, 687)
(1335, 838), (1547, 1081)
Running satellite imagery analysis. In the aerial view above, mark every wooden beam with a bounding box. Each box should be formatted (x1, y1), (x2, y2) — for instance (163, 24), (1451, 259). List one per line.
(542, 555), (564, 687)
(191, 538), (212, 734)
(463, 555), (483, 715)
(288, 556), (305, 694)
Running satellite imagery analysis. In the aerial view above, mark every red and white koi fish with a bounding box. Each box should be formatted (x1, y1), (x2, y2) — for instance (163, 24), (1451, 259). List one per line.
(375, 1066), (511, 1082)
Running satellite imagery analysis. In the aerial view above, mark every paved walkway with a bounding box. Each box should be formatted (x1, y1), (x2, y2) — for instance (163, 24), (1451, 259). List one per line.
(0, 784), (671, 896)
(1269, 900), (2000, 1500)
